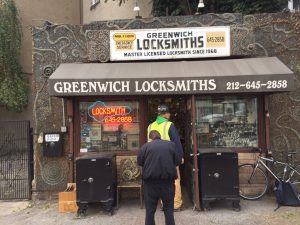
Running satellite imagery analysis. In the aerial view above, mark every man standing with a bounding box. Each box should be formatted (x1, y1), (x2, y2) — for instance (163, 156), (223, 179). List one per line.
(138, 130), (181, 225)
(147, 105), (184, 211)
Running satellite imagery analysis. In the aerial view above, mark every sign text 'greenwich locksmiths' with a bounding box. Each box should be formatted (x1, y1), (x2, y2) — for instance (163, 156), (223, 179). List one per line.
(110, 27), (230, 61)
(50, 76), (294, 96)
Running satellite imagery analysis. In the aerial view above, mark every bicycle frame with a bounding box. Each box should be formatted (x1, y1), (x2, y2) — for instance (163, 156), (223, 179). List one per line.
(289, 169), (300, 183)
(240, 152), (300, 200)
(255, 156), (281, 182)
(255, 155), (299, 183)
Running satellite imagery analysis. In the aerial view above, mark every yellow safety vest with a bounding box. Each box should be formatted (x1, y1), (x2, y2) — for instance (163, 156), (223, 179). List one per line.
(147, 121), (172, 142)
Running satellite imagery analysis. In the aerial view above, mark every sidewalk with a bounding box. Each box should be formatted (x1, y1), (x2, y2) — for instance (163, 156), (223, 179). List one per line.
(0, 197), (299, 225)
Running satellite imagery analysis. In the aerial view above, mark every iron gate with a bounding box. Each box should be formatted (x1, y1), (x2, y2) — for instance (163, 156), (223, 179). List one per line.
(0, 121), (32, 199)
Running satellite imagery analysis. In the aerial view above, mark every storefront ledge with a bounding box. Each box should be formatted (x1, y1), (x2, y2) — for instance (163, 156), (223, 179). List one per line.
(77, 150), (139, 157)
(31, 191), (59, 201)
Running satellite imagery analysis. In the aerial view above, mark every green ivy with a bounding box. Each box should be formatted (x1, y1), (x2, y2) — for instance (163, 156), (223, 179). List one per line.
(107, 0), (287, 16)
(0, 0), (28, 112)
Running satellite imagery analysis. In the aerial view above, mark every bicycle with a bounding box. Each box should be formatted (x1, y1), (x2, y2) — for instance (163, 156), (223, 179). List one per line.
(239, 149), (300, 200)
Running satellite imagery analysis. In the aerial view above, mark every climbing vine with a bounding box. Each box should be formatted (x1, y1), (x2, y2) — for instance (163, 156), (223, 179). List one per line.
(0, 0), (28, 112)
(107, 0), (287, 16)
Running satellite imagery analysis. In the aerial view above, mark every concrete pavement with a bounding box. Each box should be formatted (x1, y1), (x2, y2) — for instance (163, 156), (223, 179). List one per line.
(0, 197), (299, 225)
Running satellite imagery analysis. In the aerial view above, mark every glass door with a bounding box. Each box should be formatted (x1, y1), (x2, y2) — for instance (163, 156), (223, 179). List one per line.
(146, 96), (199, 208)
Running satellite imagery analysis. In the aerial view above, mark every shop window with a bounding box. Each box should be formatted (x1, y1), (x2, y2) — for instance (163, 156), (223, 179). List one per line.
(196, 96), (258, 148)
(79, 100), (140, 152)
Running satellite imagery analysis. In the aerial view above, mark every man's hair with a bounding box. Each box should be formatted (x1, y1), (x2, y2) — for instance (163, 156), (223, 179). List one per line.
(149, 130), (161, 140)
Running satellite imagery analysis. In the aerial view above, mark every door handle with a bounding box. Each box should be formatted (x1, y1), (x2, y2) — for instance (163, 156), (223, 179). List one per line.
(190, 153), (200, 157)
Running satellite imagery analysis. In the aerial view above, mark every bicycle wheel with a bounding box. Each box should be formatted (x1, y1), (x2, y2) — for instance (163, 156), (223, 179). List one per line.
(239, 164), (268, 200)
(289, 165), (300, 192)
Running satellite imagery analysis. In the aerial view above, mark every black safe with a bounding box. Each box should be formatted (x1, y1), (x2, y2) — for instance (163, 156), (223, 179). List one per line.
(43, 133), (63, 157)
(198, 150), (240, 211)
(76, 152), (116, 216)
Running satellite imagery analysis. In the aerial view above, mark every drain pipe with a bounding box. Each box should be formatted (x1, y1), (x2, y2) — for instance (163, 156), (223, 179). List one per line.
(62, 99), (66, 127)
(66, 99), (74, 182)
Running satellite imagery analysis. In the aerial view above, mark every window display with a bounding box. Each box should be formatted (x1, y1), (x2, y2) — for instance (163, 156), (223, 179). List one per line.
(196, 96), (258, 148)
(80, 100), (140, 152)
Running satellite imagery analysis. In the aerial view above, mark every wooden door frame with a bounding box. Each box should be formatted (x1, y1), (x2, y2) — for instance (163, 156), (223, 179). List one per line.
(191, 94), (201, 210)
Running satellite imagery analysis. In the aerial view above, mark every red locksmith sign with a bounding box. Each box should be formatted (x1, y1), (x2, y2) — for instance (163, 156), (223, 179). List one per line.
(88, 101), (133, 123)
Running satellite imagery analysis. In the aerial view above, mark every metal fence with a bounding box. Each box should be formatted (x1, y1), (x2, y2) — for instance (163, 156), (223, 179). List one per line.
(0, 121), (32, 200)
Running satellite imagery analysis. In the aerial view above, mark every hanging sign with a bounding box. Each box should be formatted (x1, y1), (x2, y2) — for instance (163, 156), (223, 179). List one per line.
(110, 26), (230, 61)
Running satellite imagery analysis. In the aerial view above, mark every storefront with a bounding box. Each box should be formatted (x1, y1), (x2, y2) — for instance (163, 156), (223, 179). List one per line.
(32, 14), (299, 208)
(47, 30), (294, 208)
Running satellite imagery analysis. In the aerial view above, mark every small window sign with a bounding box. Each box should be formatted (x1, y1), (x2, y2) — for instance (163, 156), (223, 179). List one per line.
(80, 148), (88, 153)
(45, 133), (60, 142)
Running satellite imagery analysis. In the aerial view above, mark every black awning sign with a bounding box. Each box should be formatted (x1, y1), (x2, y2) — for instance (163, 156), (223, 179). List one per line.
(49, 74), (294, 96)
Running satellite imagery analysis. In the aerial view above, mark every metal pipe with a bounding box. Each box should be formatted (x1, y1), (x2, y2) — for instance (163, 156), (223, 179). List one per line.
(62, 98), (66, 127)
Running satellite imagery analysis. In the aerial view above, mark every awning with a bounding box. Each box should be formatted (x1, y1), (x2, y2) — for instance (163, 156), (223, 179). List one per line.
(48, 57), (294, 96)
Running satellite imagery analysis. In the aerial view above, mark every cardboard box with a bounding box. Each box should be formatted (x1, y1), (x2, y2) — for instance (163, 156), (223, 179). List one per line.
(66, 183), (76, 191)
(58, 191), (78, 213)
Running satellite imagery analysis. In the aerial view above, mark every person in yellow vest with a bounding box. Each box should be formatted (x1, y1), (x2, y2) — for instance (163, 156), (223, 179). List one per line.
(147, 104), (184, 211)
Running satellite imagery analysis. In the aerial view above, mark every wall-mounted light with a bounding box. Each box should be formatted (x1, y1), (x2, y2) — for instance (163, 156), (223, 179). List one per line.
(90, 0), (100, 10)
(195, 0), (205, 15)
(198, 0), (205, 8)
(133, 0), (141, 18)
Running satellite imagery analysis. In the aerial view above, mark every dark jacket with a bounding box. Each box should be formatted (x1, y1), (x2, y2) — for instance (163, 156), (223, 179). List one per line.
(137, 138), (181, 181)
(169, 124), (184, 159)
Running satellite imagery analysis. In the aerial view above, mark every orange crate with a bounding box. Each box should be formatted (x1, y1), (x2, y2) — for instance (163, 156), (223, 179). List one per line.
(58, 191), (78, 213)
